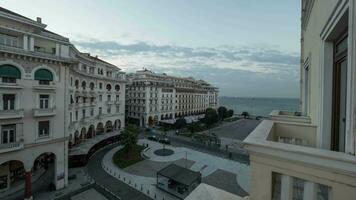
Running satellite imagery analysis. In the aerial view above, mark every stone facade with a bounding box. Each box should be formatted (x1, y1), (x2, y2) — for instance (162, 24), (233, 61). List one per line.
(0, 7), (126, 199)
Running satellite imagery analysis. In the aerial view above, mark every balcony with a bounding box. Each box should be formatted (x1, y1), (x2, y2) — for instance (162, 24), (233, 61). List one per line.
(269, 110), (311, 123)
(0, 81), (24, 89)
(32, 82), (56, 91)
(106, 100), (115, 105)
(0, 109), (24, 119)
(80, 117), (93, 126)
(0, 141), (24, 154)
(244, 120), (356, 200)
(33, 107), (56, 117)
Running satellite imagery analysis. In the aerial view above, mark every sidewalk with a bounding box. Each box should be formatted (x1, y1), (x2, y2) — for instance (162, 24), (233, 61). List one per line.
(101, 139), (250, 198)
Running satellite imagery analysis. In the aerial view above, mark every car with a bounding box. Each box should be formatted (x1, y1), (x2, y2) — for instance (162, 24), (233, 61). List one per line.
(147, 135), (158, 141)
(159, 137), (171, 145)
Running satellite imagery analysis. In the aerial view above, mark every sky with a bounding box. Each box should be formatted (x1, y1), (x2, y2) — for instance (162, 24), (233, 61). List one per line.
(1, 0), (301, 98)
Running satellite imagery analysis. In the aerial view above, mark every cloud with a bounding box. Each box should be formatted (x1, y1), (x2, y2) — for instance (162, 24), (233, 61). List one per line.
(72, 39), (299, 97)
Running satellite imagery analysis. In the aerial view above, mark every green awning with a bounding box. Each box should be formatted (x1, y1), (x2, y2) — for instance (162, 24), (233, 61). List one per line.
(34, 69), (53, 81)
(0, 65), (21, 79)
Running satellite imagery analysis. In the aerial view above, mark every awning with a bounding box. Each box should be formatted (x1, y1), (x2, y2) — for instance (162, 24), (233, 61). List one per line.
(0, 64), (21, 78)
(34, 69), (53, 81)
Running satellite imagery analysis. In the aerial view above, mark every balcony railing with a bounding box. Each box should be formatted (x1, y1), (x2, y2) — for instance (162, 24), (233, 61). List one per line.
(0, 142), (24, 153)
(33, 107), (56, 117)
(243, 120), (356, 200)
(0, 109), (24, 119)
(0, 128), (24, 154)
(269, 110), (311, 123)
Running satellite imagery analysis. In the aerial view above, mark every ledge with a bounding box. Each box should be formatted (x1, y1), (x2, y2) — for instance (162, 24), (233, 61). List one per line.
(269, 110), (311, 123)
(244, 120), (356, 176)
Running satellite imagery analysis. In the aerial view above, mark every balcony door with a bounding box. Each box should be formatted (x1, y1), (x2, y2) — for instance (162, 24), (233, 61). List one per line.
(331, 33), (348, 152)
(1, 125), (16, 144)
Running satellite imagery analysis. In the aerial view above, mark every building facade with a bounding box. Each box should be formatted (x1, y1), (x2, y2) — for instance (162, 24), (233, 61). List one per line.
(0, 7), (126, 199)
(126, 69), (218, 127)
(244, 0), (356, 199)
(0, 8), (70, 199)
(66, 49), (126, 151)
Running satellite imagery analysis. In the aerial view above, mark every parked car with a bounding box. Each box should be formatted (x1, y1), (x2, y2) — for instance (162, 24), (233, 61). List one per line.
(147, 135), (158, 141)
(159, 137), (171, 145)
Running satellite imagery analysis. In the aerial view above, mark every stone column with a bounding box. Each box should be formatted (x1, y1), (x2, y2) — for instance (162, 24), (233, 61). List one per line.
(24, 171), (32, 200)
(281, 175), (293, 200)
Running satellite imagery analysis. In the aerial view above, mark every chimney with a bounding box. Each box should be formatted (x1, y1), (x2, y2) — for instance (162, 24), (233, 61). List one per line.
(36, 17), (42, 23)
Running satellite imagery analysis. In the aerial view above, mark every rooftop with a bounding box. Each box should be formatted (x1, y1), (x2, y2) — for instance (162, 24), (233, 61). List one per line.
(157, 164), (201, 186)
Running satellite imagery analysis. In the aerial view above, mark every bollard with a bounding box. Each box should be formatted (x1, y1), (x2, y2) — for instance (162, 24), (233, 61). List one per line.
(129, 180), (131, 185)
(154, 194), (156, 199)
(135, 183), (137, 188)
(147, 190), (150, 195)
(141, 185), (143, 191)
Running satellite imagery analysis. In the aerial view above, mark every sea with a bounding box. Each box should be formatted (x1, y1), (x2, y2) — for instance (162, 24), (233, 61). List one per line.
(219, 97), (300, 117)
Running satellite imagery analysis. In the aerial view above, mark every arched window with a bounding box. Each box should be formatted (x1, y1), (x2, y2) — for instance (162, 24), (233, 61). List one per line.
(89, 82), (95, 90)
(106, 84), (112, 91)
(82, 81), (86, 90)
(115, 84), (120, 91)
(75, 80), (79, 89)
(0, 64), (21, 83)
(35, 69), (53, 85)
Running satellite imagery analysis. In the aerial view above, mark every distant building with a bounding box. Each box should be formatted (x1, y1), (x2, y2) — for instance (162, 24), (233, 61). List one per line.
(244, 1), (356, 200)
(126, 69), (218, 127)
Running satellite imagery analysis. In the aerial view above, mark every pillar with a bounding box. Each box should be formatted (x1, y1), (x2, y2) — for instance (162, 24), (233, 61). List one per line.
(29, 37), (34, 52)
(303, 181), (317, 200)
(23, 35), (28, 50)
(281, 175), (293, 200)
(24, 171), (32, 200)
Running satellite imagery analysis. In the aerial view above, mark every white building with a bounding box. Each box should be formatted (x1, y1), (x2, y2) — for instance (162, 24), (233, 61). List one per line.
(0, 7), (126, 199)
(244, 0), (356, 199)
(126, 69), (218, 127)
(66, 48), (126, 162)
(0, 7), (70, 200)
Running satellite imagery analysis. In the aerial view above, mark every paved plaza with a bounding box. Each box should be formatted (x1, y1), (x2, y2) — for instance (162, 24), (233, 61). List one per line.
(101, 139), (250, 200)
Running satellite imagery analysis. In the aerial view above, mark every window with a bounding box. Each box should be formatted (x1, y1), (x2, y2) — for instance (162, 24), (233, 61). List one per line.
(107, 95), (111, 101)
(271, 173), (331, 200)
(75, 80), (79, 89)
(90, 82), (95, 90)
(99, 107), (102, 115)
(1, 124), (16, 144)
(99, 95), (102, 101)
(82, 81), (86, 90)
(34, 69), (53, 84)
(116, 105), (120, 113)
(0, 33), (18, 47)
(107, 107), (111, 114)
(106, 84), (112, 91)
(0, 65), (21, 83)
(75, 111), (78, 120)
(38, 121), (50, 137)
(99, 82), (103, 89)
(39, 94), (49, 109)
(0, 175), (7, 190)
(90, 108), (94, 116)
(82, 109), (86, 118)
(3, 94), (15, 110)
(115, 84), (120, 91)
(70, 112), (72, 122)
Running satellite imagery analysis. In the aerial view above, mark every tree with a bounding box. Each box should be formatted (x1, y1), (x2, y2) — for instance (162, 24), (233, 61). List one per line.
(217, 106), (228, 120)
(121, 124), (139, 154)
(227, 109), (234, 117)
(204, 108), (219, 127)
(174, 118), (187, 129)
(241, 111), (250, 119)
